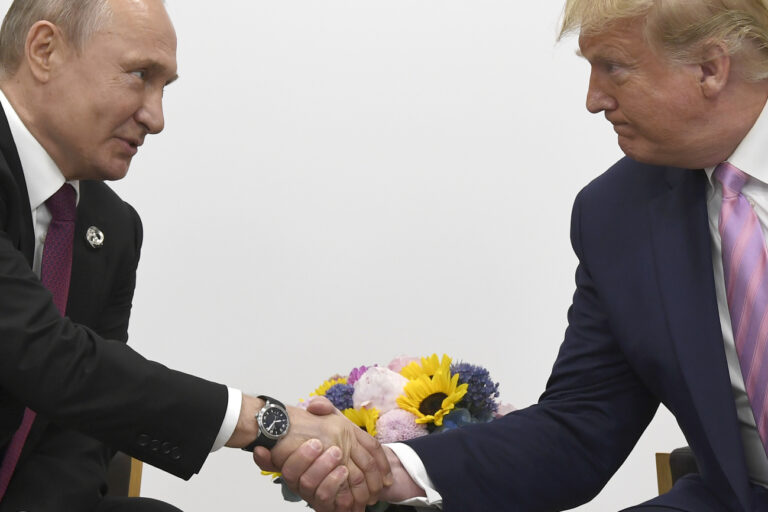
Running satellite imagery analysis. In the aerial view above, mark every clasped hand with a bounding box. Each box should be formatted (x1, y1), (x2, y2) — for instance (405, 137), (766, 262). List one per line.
(252, 397), (393, 512)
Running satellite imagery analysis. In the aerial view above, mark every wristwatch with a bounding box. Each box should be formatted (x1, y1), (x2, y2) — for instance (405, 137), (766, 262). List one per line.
(241, 395), (290, 451)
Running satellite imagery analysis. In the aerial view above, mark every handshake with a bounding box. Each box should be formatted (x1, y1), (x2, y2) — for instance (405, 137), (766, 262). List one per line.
(227, 395), (422, 512)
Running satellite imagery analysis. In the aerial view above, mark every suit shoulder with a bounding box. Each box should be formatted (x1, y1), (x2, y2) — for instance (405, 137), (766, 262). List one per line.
(78, 181), (141, 223)
(579, 157), (670, 202)
(78, 181), (142, 245)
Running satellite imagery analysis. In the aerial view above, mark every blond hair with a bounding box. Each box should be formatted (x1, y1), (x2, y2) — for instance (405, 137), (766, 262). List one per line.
(560, 0), (768, 81)
(0, 0), (112, 79)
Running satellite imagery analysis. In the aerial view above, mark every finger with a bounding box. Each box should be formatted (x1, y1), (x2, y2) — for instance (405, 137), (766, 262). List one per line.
(297, 445), (344, 501)
(333, 473), (356, 512)
(279, 439), (324, 489)
(313, 465), (351, 512)
(307, 396), (337, 416)
(349, 429), (389, 501)
(345, 459), (371, 510)
(357, 430), (393, 486)
(252, 445), (279, 473)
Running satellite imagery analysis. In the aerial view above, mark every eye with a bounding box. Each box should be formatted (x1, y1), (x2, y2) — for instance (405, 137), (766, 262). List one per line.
(603, 61), (621, 74)
(130, 70), (147, 80)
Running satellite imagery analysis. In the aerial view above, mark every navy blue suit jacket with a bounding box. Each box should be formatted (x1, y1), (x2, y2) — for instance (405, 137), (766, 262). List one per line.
(407, 157), (755, 511)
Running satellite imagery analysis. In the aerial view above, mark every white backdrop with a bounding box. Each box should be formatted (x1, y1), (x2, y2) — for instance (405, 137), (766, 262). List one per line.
(0, 0), (687, 510)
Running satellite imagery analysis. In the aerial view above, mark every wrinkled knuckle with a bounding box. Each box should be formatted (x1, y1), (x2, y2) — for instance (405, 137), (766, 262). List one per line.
(314, 485), (334, 503)
(336, 493), (353, 511)
(299, 474), (317, 492)
(360, 454), (378, 475)
(281, 466), (298, 483)
(349, 469), (366, 488)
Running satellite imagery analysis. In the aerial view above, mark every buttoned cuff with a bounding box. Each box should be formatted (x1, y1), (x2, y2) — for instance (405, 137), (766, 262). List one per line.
(210, 387), (242, 452)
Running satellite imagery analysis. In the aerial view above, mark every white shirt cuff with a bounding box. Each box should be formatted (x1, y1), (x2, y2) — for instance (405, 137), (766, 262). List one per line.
(210, 387), (242, 452)
(386, 442), (443, 509)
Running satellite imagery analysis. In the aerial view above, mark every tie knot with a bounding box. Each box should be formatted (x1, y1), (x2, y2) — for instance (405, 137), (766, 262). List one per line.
(45, 184), (76, 221)
(715, 162), (749, 196)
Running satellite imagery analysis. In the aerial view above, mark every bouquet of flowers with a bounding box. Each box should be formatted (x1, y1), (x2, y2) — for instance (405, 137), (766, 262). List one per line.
(268, 353), (512, 510)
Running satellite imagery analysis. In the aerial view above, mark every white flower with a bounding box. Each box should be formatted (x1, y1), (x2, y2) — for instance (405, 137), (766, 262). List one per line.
(352, 367), (409, 414)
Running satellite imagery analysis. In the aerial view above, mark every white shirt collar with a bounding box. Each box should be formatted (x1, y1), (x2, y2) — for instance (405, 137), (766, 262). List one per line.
(0, 88), (79, 211)
(705, 97), (768, 186)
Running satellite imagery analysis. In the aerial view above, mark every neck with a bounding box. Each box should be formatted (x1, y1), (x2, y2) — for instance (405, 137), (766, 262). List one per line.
(0, 77), (76, 180)
(696, 82), (768, 168)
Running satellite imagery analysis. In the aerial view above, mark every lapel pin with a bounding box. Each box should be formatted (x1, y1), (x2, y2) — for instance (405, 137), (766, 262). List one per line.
(85, 226), (105, 249)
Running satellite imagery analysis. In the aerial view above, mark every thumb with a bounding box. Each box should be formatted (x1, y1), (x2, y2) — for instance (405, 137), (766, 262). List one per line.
(306, 396), (337, 416)
(252, 446), (279, 472)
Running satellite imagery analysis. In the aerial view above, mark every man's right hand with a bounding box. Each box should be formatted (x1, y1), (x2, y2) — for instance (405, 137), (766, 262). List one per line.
(251, 397), (394, 512)
(254, 399), (424, 511)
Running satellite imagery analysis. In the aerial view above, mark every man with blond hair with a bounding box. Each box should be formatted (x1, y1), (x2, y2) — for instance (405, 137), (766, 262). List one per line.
(0, 0), (391, 511)
(264, 1), (768, 510)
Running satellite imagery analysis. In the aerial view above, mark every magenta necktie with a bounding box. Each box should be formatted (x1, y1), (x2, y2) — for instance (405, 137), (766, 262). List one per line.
(0, 183), (76, 500)
(716, 162), (768, 456)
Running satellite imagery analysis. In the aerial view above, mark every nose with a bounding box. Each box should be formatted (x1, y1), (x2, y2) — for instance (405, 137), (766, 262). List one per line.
(135, 89), (165, 135)
(585, 70), (617, 114)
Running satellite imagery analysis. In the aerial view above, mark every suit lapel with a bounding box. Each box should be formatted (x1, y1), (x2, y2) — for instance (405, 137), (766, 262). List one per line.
(68, 183), (108, 322)
(649, 167), (751, 508)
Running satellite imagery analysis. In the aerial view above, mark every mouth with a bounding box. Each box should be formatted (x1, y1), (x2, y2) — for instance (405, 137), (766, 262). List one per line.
(611, 122), (632, 135)
(115, 137), (142, 156)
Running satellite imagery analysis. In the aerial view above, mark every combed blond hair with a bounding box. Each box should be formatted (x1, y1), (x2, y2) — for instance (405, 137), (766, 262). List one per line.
(560, 0), (768, 81)
(0, 0), (112, 79)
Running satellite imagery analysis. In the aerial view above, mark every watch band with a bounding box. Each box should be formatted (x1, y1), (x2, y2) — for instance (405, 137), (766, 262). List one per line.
(241, 395), (287, 452)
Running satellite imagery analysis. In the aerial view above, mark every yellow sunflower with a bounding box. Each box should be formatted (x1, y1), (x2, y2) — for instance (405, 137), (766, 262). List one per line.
(400, 353), (452, 380)
(343, 407), (380, 437)
(311, 375), (348, 396)
(397, 365), (468, 426)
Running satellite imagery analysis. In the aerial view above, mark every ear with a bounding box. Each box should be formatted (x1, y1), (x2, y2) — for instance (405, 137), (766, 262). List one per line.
(24, 21), (68, 83)
(697, 42), (731, 99)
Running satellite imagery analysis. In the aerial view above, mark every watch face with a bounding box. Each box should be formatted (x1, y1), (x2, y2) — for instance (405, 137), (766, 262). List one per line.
(260, 405), (290, 439)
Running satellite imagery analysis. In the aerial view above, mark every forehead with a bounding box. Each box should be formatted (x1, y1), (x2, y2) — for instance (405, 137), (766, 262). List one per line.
(577, 18), (647, 60)
(86, 0), (177, 70)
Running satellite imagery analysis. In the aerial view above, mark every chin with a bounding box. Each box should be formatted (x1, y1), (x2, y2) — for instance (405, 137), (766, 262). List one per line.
(99, 160), (132, 181)
(617, 139), (659, 165)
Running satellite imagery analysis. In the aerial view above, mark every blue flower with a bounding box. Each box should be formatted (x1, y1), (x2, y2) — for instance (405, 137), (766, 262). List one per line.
(434, 408), (475, 433)
(325, 383), (354, 411)
(451, 361), (500, 419)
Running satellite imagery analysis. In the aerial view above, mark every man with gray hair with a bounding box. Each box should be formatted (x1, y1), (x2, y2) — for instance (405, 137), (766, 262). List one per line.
(266, 1), (768, 510)
(0, 0), (390, 510)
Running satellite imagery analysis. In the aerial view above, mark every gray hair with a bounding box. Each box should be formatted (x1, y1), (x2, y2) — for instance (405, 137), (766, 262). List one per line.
(0, 0), (113, 79)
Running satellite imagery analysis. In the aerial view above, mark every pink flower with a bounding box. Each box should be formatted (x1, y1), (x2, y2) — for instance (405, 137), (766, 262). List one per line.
(495, 402), (516, 418)
(375, 409), (429, 443)
(348, 365), (375, 386)
(352, 367), (408, 414)
(387, 355), (419, 373)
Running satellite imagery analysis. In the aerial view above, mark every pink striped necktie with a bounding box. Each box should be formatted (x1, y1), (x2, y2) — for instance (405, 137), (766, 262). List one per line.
(716, 162), (768, 456)
(0, 183), (76, 501)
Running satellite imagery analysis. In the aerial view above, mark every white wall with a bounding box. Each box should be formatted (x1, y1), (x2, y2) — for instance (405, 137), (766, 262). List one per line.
(1, 0), (686, 510)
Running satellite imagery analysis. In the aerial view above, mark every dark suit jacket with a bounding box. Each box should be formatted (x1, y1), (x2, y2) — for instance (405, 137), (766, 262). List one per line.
(0, 105), (229, 510)
(407, 157), (758, 511)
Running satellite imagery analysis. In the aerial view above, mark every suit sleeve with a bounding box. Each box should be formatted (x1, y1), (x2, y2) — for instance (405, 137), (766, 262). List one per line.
(0, 225), (228, 480)
(404, 191), (660, 511)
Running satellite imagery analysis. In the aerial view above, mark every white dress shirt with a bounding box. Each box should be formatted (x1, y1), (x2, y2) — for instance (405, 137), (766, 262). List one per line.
(0, 89), (241, 453)
(393, 100), (768, 503)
